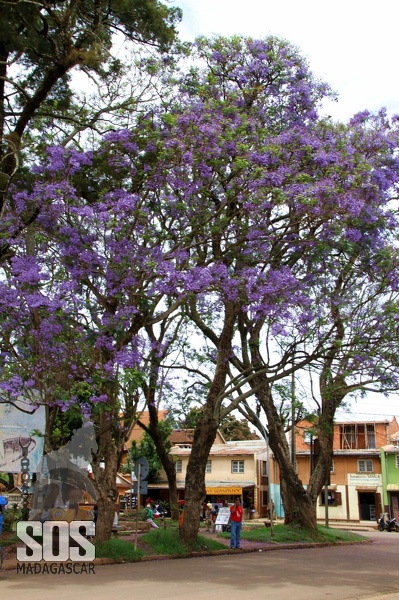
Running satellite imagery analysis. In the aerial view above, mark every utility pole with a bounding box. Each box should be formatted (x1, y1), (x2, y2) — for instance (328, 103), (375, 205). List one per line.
(324, 481), (329, 528)
(291, 361), (296, 470)
(259, 423), (274, 537)
(134, 463), (141, 551)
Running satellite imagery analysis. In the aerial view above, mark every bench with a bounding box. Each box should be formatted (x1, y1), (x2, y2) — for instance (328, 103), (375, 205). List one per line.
(112, 521), (151, 535)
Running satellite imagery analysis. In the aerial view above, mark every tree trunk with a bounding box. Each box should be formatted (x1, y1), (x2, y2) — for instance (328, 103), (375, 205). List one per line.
(307, 374), (346, 500)
(256, 381), (318, 530)
(179, 300), (239, 547)
(90, 430), (119, 543)
(147, 402), (180, 520)
(179, 416), (218, 548)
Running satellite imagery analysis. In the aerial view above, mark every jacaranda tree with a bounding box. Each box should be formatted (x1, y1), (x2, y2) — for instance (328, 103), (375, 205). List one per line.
(1, 34), (399, 544)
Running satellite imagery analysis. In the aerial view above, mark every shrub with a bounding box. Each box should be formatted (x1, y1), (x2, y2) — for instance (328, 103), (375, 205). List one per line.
(2, 504), (22, 532)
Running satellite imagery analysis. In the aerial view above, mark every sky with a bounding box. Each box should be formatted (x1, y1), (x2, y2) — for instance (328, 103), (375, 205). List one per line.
(170, 0), (399, 420)
(171, 0), (399, 122)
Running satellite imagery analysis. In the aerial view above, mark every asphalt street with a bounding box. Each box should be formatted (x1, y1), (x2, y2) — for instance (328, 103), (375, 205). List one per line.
(1, 530), (399, 600)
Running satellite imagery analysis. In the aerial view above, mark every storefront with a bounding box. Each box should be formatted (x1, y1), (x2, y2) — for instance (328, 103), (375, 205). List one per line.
(387, 484), (399, 520)
(347, 473), (382, 521)
(205, 483), (255, 517)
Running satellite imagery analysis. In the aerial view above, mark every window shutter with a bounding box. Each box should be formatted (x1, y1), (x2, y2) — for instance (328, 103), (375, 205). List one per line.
(334, 492), (342, 506)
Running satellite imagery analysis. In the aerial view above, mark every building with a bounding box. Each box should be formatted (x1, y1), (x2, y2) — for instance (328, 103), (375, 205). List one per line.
(168, 437), (270, 517)
(121, 413), (273, 516)
(295, 416), (399, 522)
(380, 431), (399, 520)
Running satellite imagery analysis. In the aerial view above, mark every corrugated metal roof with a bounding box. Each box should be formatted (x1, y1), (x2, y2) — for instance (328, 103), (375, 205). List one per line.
(334, 413), (393, 424)
(170, 444), (265, 456)
(381, 444), (399, 453)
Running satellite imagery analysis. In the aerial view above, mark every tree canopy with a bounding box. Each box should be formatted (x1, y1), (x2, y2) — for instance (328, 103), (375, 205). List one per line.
(1, 33), (399, 542)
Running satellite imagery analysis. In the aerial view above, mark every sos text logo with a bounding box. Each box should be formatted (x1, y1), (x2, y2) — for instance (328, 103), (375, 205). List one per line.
(17, 521), (96, 563)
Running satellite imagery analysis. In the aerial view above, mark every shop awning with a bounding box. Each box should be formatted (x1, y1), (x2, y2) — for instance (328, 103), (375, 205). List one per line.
(205, 483), (255, 495)
(356, 486), (377, 492)
(206, 486), (242, 495)
(387, 484), (399, 491)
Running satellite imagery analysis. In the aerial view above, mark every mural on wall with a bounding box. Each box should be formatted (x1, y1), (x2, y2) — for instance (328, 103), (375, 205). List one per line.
(0, 397), (45, 472)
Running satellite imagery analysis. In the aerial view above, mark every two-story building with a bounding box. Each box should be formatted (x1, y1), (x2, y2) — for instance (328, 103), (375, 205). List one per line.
(295, 416), (399, 522)
(120, 412), (273, 517)
(380, 431), (399, 520)
(170, 438), (269, 517)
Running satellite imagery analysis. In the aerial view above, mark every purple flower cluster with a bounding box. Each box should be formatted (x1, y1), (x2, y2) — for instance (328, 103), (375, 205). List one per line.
(1, 35), (399, 417)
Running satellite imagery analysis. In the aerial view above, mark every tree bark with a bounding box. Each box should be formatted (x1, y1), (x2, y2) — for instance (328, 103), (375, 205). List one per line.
(147, 401), (179, 521)
(179, 415), (219, 547)
(90, 426), (120, 543)
(256, 382), (318, 530)
(179, 301), (238, 547)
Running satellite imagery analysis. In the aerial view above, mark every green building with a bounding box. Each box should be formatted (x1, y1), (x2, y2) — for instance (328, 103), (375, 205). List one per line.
(380, 433), (399, 520)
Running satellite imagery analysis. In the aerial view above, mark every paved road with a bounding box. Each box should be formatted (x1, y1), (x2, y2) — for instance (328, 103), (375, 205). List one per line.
(1, 530), (399, 600)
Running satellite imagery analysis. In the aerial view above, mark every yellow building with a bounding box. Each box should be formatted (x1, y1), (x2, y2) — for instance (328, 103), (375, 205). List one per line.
(152, 437), (270, 518)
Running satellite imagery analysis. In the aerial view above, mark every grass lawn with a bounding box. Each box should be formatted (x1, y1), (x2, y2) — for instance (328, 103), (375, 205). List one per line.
(218, 523), (365, 544)
(140, 527), (227, 555)
(94, 523), (365, 562)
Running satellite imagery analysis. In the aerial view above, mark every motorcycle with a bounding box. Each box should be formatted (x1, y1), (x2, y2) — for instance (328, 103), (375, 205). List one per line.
(377, 513), (399, 532)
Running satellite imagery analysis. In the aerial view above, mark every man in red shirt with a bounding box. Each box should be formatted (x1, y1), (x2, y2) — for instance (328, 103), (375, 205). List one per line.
(229, 497), (244, 549)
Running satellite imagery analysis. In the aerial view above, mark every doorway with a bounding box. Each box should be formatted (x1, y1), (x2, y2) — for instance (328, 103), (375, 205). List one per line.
(358, 491), (378, 520)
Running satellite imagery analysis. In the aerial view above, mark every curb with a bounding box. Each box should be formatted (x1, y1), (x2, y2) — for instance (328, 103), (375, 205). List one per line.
(1, 539), (372, 571)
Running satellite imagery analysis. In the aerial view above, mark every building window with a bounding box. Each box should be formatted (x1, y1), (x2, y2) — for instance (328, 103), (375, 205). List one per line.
(319, 490), (342, 506)
(340, 424), (376, 450)
(396, 455), (399, 468)
(232, 460), (244, 473)
(304, 431), (312, 444)
(262, 461), (267, 476)
(330, 460), (335, 473)
(205, 460), (212, 473)
(358, 459), (373, 473)
(175, 459), (182, 473)
(366, 425), (376, 449)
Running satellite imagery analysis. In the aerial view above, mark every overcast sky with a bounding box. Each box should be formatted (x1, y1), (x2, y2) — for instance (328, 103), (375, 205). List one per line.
(170, 1), (399, 419)
(171, 0), (399, 122)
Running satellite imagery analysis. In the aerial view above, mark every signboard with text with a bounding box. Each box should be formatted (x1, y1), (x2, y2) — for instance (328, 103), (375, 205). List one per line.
(215, 507), (231, 525)
(347, 473), (382, 486)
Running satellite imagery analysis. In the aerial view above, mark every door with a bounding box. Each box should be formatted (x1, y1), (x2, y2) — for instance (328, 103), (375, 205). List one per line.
(392, 494), (399, 520)
(358, 492), (375, 520)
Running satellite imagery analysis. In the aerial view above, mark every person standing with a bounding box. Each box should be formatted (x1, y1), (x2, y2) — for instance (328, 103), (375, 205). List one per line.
(0, 505), (4, 537)
(229, 497), (244, 549)
(144, 504), (159, 529)
(205, 502), (213, 532)
(0, 495), (8, 537)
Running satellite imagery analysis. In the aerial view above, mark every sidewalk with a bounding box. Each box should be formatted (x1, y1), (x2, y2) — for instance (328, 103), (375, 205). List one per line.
(246, 517), (377, 532)
(317, 519), (377, 532)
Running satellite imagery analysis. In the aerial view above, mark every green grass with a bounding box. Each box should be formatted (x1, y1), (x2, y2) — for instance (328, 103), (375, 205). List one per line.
(218, 523), (365, 544)
(141, 527), (227, 555)
(95, 538), (144, 561)
(95, 525), (364, 561)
